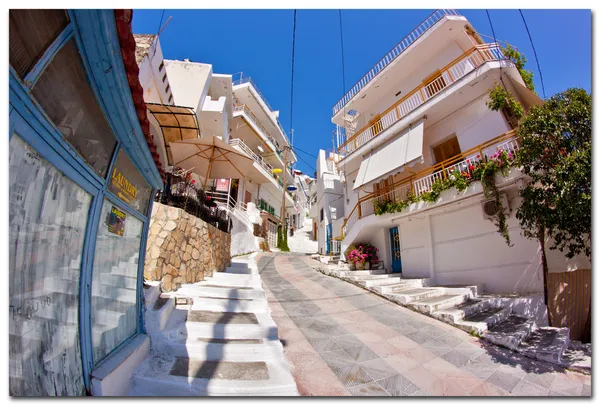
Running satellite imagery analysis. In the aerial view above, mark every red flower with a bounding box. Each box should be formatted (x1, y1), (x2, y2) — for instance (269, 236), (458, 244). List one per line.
(191, 180), (196, 184)
(469, 165), (475, 171)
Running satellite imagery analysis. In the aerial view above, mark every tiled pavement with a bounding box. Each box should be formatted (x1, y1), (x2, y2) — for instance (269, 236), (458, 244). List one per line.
(257, 253), (592, 397)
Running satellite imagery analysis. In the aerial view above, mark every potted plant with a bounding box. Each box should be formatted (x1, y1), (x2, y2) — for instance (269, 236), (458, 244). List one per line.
(347, 249), (368, 270)
(355, 243), (379, 270)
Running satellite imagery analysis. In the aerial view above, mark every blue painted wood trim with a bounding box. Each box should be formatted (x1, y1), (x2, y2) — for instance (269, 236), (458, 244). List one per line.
(70, 10), (163, 189)
(9, 76), (105, 190)
(138, 196), (155, 334)
(104, 190), (149, 223)
(23, 24), (74, 89)
(79, 189), (104, 390)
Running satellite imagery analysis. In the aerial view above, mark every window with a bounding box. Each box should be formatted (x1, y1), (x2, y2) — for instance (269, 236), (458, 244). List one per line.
(432, 135), (461, 164)
(108, 149), (152, 215)
(168, 94), (173, 104)
(165, 83), (171, 94)
(158, 61), (164, 72)
(9, 134), (91, 396)
(9, 9), (69, 78)
(91, 199), (143, 364)
(32, 39), (117, 178)
(162, 72), (167, 83)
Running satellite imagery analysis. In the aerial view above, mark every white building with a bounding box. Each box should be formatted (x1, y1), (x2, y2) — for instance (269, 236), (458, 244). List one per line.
(135, 37), (298, 254)
(328, 9), (589, 295)
(309, 150), (344, 256)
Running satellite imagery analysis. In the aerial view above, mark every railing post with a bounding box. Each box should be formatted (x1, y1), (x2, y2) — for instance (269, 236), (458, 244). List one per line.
(358, 203), (362, 219)
(419, 88), (426, 102)
(441, 162), (447, 179)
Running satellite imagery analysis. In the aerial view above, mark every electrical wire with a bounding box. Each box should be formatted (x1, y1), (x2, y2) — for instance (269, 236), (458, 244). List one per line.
(291, 145), (317, 159)
(485, 9), (509, 93)
(152, 10), (166, 59)
(338, 9), (349, 202)
(519, 9), (547, 99)
(289, 10), (297, 133)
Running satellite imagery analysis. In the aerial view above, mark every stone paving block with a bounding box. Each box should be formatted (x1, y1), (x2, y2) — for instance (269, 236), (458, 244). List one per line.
(332, 334), (364, 350)
(378, 373), (420, 396)
(360, 358), (403, 381)
(486, 369), (522, 393)
(460, 359), (499, 380)
(422, 339), (454, 357)
(522, 370), (557, 389)
(330, 364), (374, 389)
(343, 345), (380, 363)
(549, 374), (584, 396)
(468, 381), (510, 396)
(348, 381), (390, 396)
(319, 349), (356, 369)
(511, 379), (549, 396)
(441, 350), (472, 368)
(405, 330), (436, 345)
(306, 337), (343, 353)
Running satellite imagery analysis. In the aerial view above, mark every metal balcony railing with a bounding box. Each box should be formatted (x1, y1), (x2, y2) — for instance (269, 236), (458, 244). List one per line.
(333, 9), (462, 116)
(229, 138), (274, 175)
(338, 43), (507, 158)
(340, 129), (519, 239)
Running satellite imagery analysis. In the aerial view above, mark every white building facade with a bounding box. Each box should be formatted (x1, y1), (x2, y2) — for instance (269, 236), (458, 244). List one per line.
(134, 38), (298, 254)
(329, 9), (589, 295)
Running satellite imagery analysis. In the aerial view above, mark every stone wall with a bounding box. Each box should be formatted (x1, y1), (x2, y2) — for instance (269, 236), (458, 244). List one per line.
(144, 202), (231, 291)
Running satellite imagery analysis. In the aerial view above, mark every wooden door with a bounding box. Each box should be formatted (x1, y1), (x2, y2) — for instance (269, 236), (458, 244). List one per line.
(432, 136), (461, 164)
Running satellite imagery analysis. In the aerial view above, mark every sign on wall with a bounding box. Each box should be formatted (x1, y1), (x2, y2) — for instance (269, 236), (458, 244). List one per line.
(107, 149), (152, 214)
(107, 205), (126, 236)
(215, 179), (230, 192)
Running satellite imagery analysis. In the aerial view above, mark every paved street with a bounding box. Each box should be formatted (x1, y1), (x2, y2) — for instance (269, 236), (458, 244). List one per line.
(257, 253), (591, 396)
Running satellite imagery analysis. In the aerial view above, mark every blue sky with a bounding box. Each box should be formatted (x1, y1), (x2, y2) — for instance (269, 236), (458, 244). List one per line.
(132, 9), (591, 175)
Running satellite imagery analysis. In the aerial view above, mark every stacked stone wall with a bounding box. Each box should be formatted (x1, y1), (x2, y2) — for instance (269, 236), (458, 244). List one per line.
(144, 202), (231, 291)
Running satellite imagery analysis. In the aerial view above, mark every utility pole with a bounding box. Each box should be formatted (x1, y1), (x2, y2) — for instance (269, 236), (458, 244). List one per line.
(279, 145), (288, 235)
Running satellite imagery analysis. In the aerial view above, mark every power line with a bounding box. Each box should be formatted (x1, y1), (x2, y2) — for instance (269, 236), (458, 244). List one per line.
(151, 10), (166, 59)
(338, 10), (346, 96)
(291, 145), (317, 159)
(485, 9), (509, 93)
(519, 9), (547, 99)
(289, 9), (297, 132)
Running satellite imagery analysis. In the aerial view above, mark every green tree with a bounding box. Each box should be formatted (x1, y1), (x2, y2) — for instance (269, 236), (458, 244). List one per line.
(515, 88), (591, 335)
(502, 44), (535, 92)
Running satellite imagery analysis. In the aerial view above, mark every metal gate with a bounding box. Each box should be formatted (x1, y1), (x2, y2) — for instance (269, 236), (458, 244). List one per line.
(389, 227), (402, 273)
(326, 223), (332, 255)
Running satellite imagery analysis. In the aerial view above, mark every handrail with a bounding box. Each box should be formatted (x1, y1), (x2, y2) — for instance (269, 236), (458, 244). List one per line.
(338, 43), (507, 157)
(232, 73), (275, 112)
(333, 9), (462, 116)
(229, 137), (274, 174)
(339, 129), (519, 238)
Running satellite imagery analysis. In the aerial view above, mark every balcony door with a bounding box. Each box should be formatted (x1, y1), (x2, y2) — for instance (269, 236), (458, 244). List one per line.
(432, 135), (461, 164)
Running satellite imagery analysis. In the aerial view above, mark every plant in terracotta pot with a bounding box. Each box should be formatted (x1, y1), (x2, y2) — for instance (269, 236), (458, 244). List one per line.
(347, 249), (368, 270)
(355, 243), (379, 270)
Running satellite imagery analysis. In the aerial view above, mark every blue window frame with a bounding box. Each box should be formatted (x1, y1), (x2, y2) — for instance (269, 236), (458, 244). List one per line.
(9, 10), (161, 395)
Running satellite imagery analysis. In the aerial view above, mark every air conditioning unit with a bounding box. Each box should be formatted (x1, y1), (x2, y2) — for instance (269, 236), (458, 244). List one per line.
(481, 193), (509, 221)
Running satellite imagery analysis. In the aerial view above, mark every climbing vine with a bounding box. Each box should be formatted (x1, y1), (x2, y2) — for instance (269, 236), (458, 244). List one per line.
(486, 83), (525, 121)
(373, 150), (516, 246)
(501, 44), (535, 92)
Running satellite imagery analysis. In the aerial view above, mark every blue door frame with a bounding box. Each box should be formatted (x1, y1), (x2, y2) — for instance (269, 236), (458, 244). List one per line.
(389, 227), (402, 273)
(326, 223), (333, 254)
(9, 10), (163, 394)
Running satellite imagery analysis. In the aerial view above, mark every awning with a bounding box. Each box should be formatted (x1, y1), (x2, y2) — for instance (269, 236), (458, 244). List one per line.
(147, 103), (199, 165)
(508, 76), (544, 111)
(353, 119), (425, 190)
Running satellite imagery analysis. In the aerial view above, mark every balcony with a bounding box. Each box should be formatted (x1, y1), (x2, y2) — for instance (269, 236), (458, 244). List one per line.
(338, 43), (506, 158)
(340, 129), (519, 238)
(333, 9), (462, 116)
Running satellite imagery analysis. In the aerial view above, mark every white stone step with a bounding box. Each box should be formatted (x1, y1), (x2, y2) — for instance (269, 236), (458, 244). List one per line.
(157, 337), (285, 361)
(481, 315), (535, 350)
(225, 266), (255, 275)
(384, 287), (446, 304)
(143, 282), (162, 309)
(432, 299), (491, 324)
(408, 293), (470, 315)
(100, 273), (138, 289)
(356, 275), (407, 288)
(175, 285), (265, 301)
(197, 275), (262, 289)
(347, 273), (403, 281)
(454, 306), (512, 334)
(189, 297), (269, 314)
(336, 269), (387, 277)
(372, 278), (428, 294)
(130, 355), (298, 396)
(163, 311), (279, 341)
(517, 327), (570, 365)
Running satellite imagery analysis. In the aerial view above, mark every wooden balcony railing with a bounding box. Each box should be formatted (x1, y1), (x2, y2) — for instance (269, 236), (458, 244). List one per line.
(340, 129), (519, 239)
(338, 43), (507, 158)
(333, 9), (462, 116)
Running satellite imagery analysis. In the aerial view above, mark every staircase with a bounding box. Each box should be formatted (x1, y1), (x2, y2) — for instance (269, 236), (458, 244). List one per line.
(130, 254), (298, 396)
(316, 265), (572, 368)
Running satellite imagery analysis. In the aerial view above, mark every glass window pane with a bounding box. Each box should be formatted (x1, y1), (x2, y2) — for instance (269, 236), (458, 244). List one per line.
(91, 199), (142, 364)
(9, 9), (69, 78)
(108, 149), (152, 215)
(9, 133), (91, 396)
(32, 39), (117, 178)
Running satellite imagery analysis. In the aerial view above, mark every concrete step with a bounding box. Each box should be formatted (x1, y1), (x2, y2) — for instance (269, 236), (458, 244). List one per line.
(347, 273), (403, 281)
(481, 315), (535, 350)
(517, 327), (570, 365)
(130, 355), (298, 396)
(336, 269), (387, 277)
(432, 299), (491, 324)
(189, 297), (269, 314)
(158, 337), (285, 361)
(143, 282), (162, 309)
(196, 275), (262, 289)
(384, 287), (446, 305)
(175, 285), (265, 301)
(373, 278), (428, 294)
(163, 310), (279, 341)
(454, 306), (512, 334)
(408, 293), (470, 315)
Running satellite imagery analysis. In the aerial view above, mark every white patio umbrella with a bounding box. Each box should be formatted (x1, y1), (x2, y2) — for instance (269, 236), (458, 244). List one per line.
(169, 136), (254, 189)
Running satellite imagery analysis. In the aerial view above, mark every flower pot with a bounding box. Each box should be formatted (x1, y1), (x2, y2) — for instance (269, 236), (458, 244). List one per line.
(364, 262), (370, 270)
(356, 262), (365, 270)
(348, 262), (356, 270)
